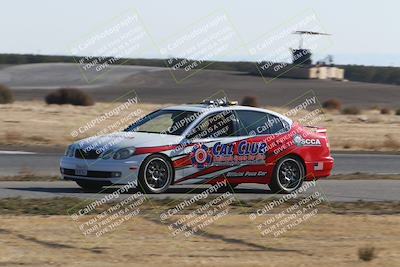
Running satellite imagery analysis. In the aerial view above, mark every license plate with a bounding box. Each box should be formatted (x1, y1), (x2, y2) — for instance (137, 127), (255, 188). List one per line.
(75, 165), (88, 176)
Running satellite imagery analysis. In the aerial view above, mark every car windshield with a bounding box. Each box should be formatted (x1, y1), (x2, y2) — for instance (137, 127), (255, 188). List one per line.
(124, 109), (200, 135)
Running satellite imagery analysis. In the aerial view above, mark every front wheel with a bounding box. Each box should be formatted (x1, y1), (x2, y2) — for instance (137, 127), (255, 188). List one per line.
(138, 154), (173, 194)
(269, 156), (305, 194)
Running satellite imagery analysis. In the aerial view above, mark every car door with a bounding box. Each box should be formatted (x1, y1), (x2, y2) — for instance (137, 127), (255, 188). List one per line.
(181, 110), (242, 184)
(231, 110), (274, 180)
(231, 110), (291, 182)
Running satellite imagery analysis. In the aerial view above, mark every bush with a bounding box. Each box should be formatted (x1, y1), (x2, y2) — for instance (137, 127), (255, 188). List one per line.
(241, 96), (259, 107)
(341, 106), (361, 115)
(0, 84), (14, 104)
(322, 99), (341, 110)
(380, 108), (391, 114)
(45, 88), (94, 106)
(358, 246), (376, 261)
(396, 109), (400, 116)
(383, 134), (400, 149)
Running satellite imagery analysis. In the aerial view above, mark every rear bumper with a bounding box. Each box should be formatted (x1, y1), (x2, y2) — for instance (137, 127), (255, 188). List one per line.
(305, 156), (334, 180)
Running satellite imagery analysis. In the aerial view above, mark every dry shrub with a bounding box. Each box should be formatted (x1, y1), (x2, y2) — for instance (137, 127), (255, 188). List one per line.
(343, 143), (351, 149)
(0, 84), (14, 104)
(4, 131), (22, 143)
(342, 106), (361, 115)
(380, 108), (391, 114)
(383, 134), (400, 149)
(396, 108), (400, 115)
(45, 88), (94, 106)
(28, 135), (50, 143)
(322, 99), (341, 110)
(241, 96), (259, 107)
(358, 246), (376, 261)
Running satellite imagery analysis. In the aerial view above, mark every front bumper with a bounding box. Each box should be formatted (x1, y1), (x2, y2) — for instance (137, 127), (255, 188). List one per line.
(60, 155), (146, 185)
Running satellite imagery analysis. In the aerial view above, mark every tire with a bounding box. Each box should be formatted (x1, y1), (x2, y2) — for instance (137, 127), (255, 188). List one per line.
(138, 154), (173, 194)
(269, 156), (305, 194)
(76, 180), (104, 192)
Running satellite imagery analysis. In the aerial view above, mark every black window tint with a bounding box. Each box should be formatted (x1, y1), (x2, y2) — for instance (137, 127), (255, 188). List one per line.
(281, 118), (291, 131)
(187, 111), (236, 139)
(124, 109), (199, 135)
(266, 114), (286, 134)
(236, 111), (270, 136)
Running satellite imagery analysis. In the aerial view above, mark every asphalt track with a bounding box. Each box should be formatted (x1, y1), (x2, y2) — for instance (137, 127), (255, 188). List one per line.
(0, 180), (399, 202)
(2, 63), (400, 107)
(0, 152), (400, 202)
(1, 151), (400, 177)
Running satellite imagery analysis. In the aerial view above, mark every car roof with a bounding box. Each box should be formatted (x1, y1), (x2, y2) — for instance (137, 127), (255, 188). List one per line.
(162, 104), (293, 124)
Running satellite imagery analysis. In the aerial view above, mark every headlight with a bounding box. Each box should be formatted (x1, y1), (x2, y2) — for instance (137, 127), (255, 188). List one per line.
(101, 149), (114, 160)
(113, 147), (136, 160)
(64, 145), (75, 157)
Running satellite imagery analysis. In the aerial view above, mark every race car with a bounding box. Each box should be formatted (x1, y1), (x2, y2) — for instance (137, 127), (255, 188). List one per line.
(60, 100), (334, 194)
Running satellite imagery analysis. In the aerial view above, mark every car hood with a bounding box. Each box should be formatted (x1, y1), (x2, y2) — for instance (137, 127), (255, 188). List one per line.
(74, 131), (183, 152)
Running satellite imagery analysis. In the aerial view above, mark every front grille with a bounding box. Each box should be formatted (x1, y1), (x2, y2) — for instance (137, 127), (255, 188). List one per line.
(61, 168), (114, 178)
(75, 149), (101, 159)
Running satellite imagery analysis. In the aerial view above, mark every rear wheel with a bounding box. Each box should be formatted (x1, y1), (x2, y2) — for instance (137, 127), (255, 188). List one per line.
(75, 180), (104, 192)
(138, 154), (173, 194)
(269, 156), (305, 194)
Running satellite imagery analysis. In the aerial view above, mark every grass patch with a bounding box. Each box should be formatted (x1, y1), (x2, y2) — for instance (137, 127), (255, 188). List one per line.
(322, 99), (342, 110)
(0, 84), (14, 104)
(0, 197), (399, 215)
(0, 175), (60, 181)
(45, 88), (94, 106)
(0, 197), (90, 215)
(342, 106), (361, 115)
(380, 108), (391, 114)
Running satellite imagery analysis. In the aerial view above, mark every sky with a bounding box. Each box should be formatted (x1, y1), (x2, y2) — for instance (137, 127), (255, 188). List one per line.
(1, 0), (399, 66)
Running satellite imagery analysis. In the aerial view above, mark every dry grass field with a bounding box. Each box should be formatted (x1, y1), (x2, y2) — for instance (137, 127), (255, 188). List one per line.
(0, 101), (400, 152)
(0, 214), (398, 266)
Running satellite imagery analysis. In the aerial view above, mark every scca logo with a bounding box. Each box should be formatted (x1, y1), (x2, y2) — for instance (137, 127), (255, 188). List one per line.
(293, 134), (321, 147)
(302, 139), (321, 146)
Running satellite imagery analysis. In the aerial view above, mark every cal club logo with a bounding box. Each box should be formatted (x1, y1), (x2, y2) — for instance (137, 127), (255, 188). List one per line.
(190, 140), (268, 168)
(293, 134), (321, 147)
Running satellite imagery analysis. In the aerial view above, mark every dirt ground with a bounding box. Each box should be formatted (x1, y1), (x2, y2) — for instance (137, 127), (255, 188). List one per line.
(0, 214), (398, 267)
(1, 101), (400, 152)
